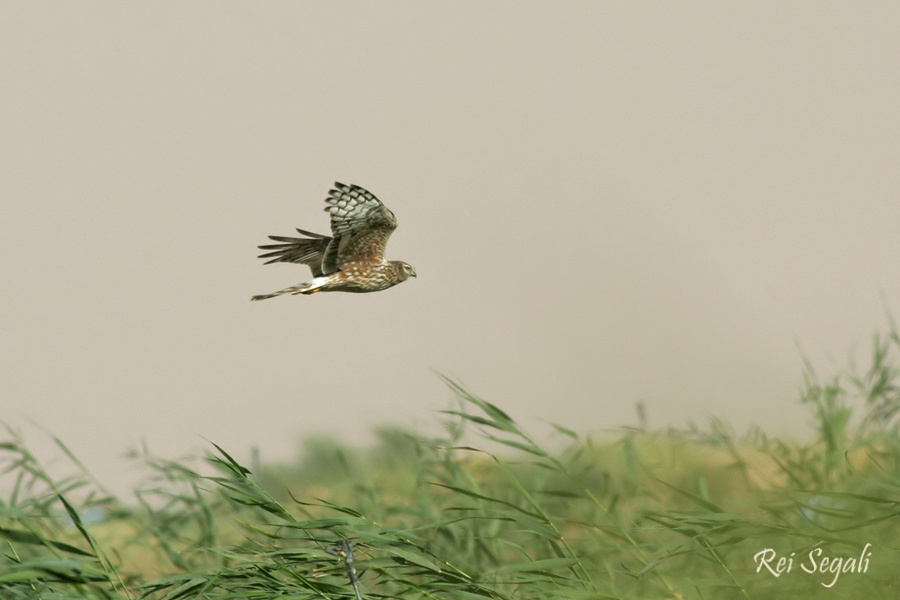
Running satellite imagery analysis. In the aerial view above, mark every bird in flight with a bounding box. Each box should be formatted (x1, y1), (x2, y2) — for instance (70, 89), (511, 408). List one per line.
(251, 182), (416, 301)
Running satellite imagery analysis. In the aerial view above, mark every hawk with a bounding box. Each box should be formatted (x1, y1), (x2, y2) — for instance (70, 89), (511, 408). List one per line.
(251, 182), (416, 301)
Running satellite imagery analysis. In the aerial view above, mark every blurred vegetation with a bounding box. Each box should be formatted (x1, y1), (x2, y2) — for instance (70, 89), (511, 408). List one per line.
(2, 324), (900, 599)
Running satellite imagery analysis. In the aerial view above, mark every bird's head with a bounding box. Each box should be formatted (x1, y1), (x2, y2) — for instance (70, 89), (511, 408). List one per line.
(395, 261), (417, 281)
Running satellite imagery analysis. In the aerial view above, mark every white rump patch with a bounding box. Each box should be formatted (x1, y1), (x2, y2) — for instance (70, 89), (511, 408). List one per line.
(306, 276), (328, 290)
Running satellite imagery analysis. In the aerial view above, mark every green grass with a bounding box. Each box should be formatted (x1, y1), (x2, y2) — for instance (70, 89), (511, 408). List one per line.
(2, 325), (900, 599)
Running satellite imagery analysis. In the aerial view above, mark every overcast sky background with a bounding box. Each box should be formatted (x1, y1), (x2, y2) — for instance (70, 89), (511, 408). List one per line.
(2, 3), (899, 494)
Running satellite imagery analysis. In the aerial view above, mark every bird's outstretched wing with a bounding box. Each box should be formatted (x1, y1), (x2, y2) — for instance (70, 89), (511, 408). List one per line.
(322, 182), (398, 273)
(257, 228), (330, 277)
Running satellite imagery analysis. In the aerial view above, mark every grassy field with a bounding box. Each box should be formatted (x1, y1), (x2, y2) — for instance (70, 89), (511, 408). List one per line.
(2, 327), (899, 599)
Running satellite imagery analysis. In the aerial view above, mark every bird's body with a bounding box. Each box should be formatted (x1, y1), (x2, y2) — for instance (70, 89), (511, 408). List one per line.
(251, 183), (415, 301)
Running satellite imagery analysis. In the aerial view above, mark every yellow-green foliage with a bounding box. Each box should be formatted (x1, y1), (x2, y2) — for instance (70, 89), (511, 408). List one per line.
(2, 328), (900, 599)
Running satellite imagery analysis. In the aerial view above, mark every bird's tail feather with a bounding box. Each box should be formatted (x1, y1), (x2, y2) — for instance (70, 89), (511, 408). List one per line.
(250, 277), (327, 301)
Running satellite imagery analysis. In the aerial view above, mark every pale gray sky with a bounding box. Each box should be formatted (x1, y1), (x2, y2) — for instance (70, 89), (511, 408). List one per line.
(2, 3), (899, 492)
